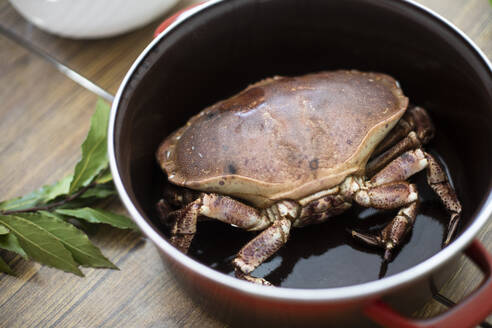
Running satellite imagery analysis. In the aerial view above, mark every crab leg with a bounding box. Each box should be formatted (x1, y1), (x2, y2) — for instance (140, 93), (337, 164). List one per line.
(353, 181), (418, 209)
(366, 131), (422, 177)
(371, 149), (461, 245)
(372, 117), (413, 156)
(369, 149), (428, 186)
(371, 106), (435, 157)
(367, 107), (435, 177)
(156, 198), (173, 227)
(425, 153), (462, 246)
(166, 193), (274, 253)
(199, 194), (272, 230)
(351, 179), (419, 260)
(162, 183), (198, 208)
(233, 219), (291, 286)
(167, 200), (201, 253)
(352, 202), (418, 261)
(352, 149), (461, 260)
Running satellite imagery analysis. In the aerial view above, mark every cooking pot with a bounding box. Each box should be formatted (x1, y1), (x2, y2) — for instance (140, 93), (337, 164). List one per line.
(108, 0), (492, 326)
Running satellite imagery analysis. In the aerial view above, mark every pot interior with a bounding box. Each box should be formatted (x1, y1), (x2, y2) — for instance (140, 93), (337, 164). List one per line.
(113, 0), (492, 288)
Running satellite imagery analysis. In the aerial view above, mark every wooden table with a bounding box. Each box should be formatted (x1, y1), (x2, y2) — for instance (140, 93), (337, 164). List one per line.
(0, 0), (491, 327)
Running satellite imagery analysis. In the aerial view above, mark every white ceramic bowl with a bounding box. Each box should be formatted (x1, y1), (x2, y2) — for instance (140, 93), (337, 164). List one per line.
(9, 0), (181, 39)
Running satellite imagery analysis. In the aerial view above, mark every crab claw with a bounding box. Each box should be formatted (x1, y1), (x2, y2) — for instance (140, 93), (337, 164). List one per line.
(350, 229), (383, 247)
(444, 213), (460, 247)
(234, 269), (273, 286)
(383, 243), (394, 262)
(350, 229), (395, 262)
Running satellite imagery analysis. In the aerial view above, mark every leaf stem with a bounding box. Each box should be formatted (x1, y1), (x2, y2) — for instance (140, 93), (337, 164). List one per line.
(0, 182), (97, 216)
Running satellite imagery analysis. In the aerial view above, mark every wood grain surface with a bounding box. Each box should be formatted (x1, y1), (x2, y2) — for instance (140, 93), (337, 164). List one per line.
(0, 0), (491, 327)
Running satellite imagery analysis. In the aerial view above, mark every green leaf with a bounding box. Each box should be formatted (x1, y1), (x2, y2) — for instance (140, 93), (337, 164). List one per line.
(48, 184), (117, 211)
(0, 225), (9, 235)
(56, 198), (100, 210)
(30, 212), (116, 269)
(43, 175), (73, 203)
(0, 233), (28, 259)
(41, 211), (97, 235)
(80, 183), (116, 199)
(95, 168), (113, 184)
(56, 208), (137, 230)
(0, 187), (49, 212)
(0, 175), (72, 212)
(69, 99), (110, 194)
(0, 255), (14, 275)
(0, 214), (83, 276)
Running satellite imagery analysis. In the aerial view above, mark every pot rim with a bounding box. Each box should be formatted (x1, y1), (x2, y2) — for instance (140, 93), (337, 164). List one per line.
(108, 0), (492, 302)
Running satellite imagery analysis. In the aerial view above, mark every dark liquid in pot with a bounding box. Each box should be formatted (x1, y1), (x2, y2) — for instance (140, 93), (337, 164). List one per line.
(157, 131), (467, 288)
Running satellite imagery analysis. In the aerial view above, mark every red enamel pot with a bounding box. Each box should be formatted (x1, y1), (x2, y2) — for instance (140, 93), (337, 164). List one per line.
(108, 0), (492, 326)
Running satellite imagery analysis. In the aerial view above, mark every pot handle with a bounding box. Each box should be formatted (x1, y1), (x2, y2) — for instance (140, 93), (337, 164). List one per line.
(364, 239), (492, 328)
(154, 1), (207, 38)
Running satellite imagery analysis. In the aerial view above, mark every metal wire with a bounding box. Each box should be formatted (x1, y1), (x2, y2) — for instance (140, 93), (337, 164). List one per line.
(0, 25), (115, 102)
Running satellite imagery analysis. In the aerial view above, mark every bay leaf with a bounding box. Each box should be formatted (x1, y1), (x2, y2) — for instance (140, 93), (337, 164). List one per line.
(56, 198), (100, 210)
(27, 212), (117, 269)
(41, 211), (98, 236)
(0, 175), (72, 213)
(95, 168), (113, 184)
(0, 214), (83, 276)
(80, 183), (116, 199)
(0, 225), (9, 234)
(69, 99), (110, 194)
(0, 233), (28, 259)
(56, 208), (137, 230)
(0, 186), (50, 212)
(0, 255), (14, 275)
(43, 175), (73, 203)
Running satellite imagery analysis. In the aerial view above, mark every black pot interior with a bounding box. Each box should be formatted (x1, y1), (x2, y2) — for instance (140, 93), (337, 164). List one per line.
(114, 0), (492, 288)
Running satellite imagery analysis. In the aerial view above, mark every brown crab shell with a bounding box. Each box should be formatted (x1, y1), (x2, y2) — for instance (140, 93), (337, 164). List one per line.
(157, 70), (408, 208)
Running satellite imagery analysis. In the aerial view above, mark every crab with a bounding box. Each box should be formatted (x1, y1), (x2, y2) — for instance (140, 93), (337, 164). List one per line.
(155, 70), (461, 286)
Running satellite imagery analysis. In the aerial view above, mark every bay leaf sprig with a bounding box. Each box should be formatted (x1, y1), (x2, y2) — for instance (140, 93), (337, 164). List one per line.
(0, 99), (137, 276)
